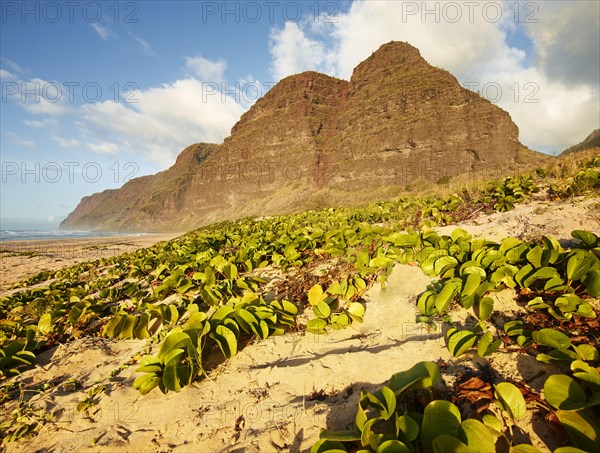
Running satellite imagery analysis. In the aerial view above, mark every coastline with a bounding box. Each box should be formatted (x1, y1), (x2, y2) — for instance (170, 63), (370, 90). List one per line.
(0, 233), (182, 291)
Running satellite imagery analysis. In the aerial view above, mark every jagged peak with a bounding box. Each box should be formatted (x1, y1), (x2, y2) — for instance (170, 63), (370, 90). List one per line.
(266, 71), (348, 98)
(351, 41), (425, 79)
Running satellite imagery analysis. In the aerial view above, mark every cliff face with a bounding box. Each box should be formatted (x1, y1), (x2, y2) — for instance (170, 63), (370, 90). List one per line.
(328, 42), (520, 190)
(60, 143), (217, 231)
(61, 41), (539, 232)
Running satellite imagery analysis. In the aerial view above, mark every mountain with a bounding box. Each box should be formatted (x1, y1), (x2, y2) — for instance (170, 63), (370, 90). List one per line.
(61, 41), (544, 232)
(560, 129), (600, 156)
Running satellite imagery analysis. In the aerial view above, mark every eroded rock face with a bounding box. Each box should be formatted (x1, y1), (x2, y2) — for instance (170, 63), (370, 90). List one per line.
(327, 42), (520, 190)
(61, 41), (533, 232)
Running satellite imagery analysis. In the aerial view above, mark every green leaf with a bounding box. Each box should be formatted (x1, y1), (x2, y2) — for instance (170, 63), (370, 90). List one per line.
(183, 311), (208, 331)
(545, 277), (566, 291)
(133, 373), (160, 395)
(330, 313), (351, 329)
(162, 355), (184, 392)
(432, 435), (474, 453)
(158, 330), (192, 357)
(573, 344), (599, 362)
(434, 256), (459, 276)
(307, 318), (328, 334)
(447, 329), (477, 357)
(460, 419), (495, 452)
(117, 314), (136, 339)
(532, 328), (571, 350)
(361, 417), (382, 448)
(396, 414), (419, 442)
(571, 360), (600, 385)
(526, 245), (544, 268)
(421, 400), (462, 452)
(504, 320), (527, 337)
(13, 350), (36, 365)
(572, 230), (599, 248)
(233, 308), (258, 334)
(418, 291), (437, 316)
(347, 302), (365, 322)
(67, 301), (89, 325)
(37, 313), (52, 335)
(388, 361), (440, 394)
(451, 228), (471, 241)
(514, 264), (535, 288)
(211, 306), (234, 324)
(136, 355), (162, 373)
(585, 269), (600, 296)
(133, 313), (150, 339)
(527, 297), (549, 311)
(523, 267), (560, 288)
(394, 233), (420, 248)
(505, 243), (529, 263)
(314, 301), (331, 319)
(543, 237), (564, 264)
(494, 382), (526, 420)
(554, 447), (589, 453)
(377, 440), (410, 453)
(308, 284), (327, 306)
(536, 349), (579, 364)
(490, 264), (519, 288)
(435, 282), (458, 313)
(476, 297), (494, 321)
(211, 325), (238, 358)
(477, 331), (501, 357)
(556, 409), (600, 451)
(461, 273), (481, 298)
(544, 374), (588, 410)
(567, 251), (596, 281)
(482, 414), (503, 437)
(460, 261), (487, 278)
(355, 403), (368, 432)
(311, 439), (347, 453)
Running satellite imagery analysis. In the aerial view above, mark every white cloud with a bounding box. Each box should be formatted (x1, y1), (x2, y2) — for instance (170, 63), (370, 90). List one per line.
(185, 54), (227, 82)
(52, 136), (81, 148)
(24, 118), (57, 128)
(21, 97), (72, 116)
(128, 31), (157, 56)
(269, 21), (335, 80)
(6, 53), (242, 166)
(5, 77), (73, 116)
(55, 77), (244, 164)
(0, 69), (16, 80)
(52, 136), (119, 155)
(6, 131), (37, 148)
(90, 23), (114, 40)
(267, 0), (599, 153)
(1, 57), (25, 74)
(10, 138), (37, 148)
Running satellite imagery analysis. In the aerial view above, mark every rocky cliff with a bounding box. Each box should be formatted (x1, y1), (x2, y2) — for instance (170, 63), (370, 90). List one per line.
(61, 41), (542, 232)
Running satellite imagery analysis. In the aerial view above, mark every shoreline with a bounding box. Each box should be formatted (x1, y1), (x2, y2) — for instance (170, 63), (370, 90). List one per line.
(0, 233), (182, 291)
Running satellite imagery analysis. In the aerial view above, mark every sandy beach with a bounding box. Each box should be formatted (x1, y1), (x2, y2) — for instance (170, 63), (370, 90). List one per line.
(0, 194), (596, 452)
(0, 233), (182, 291)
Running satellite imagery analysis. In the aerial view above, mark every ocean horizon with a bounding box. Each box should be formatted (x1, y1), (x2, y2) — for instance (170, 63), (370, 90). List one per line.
(0, 229), (151, 242)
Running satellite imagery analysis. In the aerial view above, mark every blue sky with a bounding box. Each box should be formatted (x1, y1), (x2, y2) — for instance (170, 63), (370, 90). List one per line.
(1, 1), (599, 230)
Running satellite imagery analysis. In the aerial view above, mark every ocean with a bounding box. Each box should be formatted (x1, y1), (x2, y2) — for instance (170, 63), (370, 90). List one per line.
(0, 230), (149, 242)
